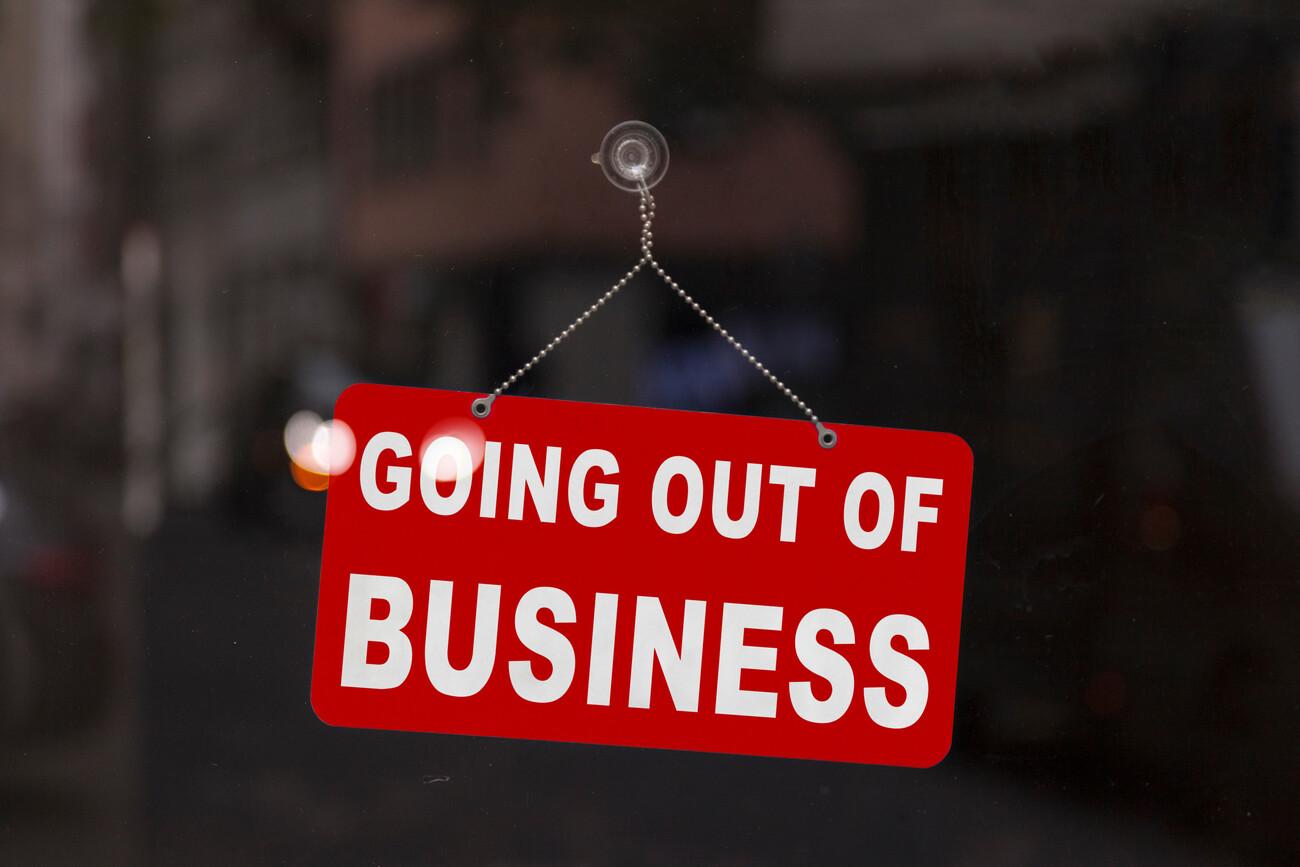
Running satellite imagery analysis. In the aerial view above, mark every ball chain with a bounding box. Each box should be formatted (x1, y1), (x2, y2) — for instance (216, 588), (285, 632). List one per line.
(472, 184), (835, 448)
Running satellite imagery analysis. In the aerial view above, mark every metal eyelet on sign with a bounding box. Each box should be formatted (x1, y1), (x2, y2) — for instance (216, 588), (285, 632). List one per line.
(816, 422), (837, 449)
(592, 121), (670, 192)
(471, 396), (494, 418)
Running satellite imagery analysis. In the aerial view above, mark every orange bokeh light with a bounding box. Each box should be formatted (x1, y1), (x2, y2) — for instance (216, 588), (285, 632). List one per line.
(290, 457), (330, 491)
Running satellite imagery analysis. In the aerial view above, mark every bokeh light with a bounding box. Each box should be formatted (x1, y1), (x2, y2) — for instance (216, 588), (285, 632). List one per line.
(289, 459), (330, 492)
(312, 419), (356, 475)
(284, 411), (358, 490)
(284, 410), (322, 463)
(420, 417), (486, 484)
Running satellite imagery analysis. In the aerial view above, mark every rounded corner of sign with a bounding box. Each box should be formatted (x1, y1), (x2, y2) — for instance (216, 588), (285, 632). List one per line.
(912, 735), (955, 769)
(333, 381), (370, 416)
(941, 432), (975, 468)
(309, 686), (345, 728)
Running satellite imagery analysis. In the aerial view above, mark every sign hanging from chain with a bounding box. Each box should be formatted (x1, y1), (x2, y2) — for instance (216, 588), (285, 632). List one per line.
(311, 122), (974, 767)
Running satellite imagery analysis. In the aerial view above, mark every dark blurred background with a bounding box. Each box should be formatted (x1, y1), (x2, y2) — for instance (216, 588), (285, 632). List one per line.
(2, 0), (1300, 863)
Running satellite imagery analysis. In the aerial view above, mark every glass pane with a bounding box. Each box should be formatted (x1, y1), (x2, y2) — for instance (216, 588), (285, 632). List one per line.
(3, 0), (1297, 863)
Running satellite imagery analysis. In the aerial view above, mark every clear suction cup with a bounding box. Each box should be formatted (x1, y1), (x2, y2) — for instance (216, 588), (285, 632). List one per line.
(592, 121), (669, 192)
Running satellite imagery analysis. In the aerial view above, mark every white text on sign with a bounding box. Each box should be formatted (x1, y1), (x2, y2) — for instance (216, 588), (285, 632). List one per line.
(356, 432), (945, 551)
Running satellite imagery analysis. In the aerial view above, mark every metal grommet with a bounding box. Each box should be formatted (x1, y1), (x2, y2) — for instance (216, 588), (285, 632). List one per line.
(471, 396), (493, 418)
(592, 121), (669, 192)
(816, 423), (837, 449)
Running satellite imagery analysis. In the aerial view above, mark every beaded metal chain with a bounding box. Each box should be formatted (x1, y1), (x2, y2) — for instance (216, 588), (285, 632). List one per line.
(471, 182), (836, 448)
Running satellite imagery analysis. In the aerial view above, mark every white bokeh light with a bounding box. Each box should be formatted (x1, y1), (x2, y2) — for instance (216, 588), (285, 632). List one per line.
(284, 410), (323, 463)
(421, 418), (486, 483)
(312, 419), (357, 475)
(284, 411), (356, 478)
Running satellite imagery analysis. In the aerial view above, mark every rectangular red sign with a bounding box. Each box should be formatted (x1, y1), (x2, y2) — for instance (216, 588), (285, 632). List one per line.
(311, 384), (973, 767)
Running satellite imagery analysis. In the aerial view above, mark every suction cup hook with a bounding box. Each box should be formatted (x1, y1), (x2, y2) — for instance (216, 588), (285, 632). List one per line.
(592, 121), (669, 192)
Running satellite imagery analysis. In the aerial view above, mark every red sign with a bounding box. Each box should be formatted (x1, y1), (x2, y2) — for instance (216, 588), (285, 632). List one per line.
(311, 385), (973, 767)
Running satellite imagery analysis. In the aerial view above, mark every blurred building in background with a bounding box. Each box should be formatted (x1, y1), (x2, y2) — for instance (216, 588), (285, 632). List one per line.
(0, 0), (117, 490)
(148, 1), (340, 511)
(0, 3), (134, 864)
